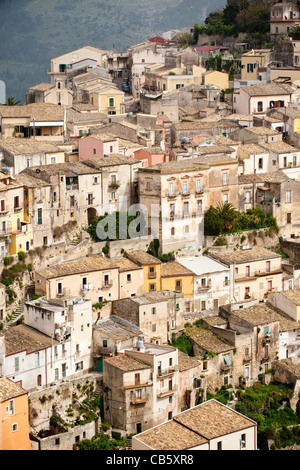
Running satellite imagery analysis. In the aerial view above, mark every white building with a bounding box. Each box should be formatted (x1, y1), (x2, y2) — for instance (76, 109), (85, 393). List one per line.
(177, 256), (230, 312)
(0, 296), (94, 391)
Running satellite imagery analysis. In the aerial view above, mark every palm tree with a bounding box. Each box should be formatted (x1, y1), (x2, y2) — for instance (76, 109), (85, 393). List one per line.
(215, 202), (238, 231)
(5, 96), (21, 106)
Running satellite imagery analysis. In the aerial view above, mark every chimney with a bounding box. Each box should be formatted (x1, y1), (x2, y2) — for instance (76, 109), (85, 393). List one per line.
(136, 334), (145, 352)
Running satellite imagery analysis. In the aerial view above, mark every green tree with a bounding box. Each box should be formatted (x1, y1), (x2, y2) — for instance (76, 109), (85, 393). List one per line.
(5, 96), (21, 106)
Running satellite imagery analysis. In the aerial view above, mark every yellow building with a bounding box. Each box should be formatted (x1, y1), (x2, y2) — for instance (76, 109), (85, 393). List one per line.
(204, 70), (229, 90)
(126, 250), (162, 292)
(0, 377), (32, 450)
(161, 261), (194, 299)
(90, 86), (125, 115)
(9, 209), (33, 256)
(241, 49), (273, 82)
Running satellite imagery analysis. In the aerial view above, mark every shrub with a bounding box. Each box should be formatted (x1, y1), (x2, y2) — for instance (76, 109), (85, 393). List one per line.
(17, 251), (26, 261)
(3, 257), (13, 266)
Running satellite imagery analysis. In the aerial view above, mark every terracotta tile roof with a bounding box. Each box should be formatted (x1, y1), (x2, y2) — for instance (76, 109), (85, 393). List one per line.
(247, 126), (280, 135)
(94, 316), (141, 340)
(223, 303), (280, 327)
(113, 257), (142, 273)
(241, 83), (293, 97)
(135, 399), (256, 449)
(83, 154), (141, 168)
(186, 324), (233, 354)
(178, 350), (201, 372)
(261, 141), (300, 153)
(238, 170), (289, 185)
(161, 261), (194, 277)
(28, 83), (54, 92)
(104, 353), (150, 371)
(274, 289), (300, 306)
(174, 399), (256, 439)
(134, 419), (208, 450)
(0, 377), (27, 402)
(4, 324), (58, 356)
(0, 103), (64, 121)
(0, 138), (61, 155)
(209, 247), (282, 265)
(126, 250), (162, 266)
(36, 256), (118, 279)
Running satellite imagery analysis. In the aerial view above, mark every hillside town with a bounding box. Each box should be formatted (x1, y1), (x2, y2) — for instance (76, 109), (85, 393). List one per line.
(4, 0), (300, 452)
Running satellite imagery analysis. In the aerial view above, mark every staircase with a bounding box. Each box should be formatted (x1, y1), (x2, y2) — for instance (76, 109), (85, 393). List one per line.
(4, 282), (36, 330)
(126, 438), (132, 450)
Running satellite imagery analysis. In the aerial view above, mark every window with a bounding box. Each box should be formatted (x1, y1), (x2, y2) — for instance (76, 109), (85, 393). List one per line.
(169, 182), (174, 195)
(222, 172), (228, 186)
(246, 265), (250, 277)
(14, 196), (20, 210)
(127, 274), (132, 282)
(247, 63), (254, 73)
(267, 281), (272, 292)
(135, 373), (140, 386)
(146, 181), (151, 190)
(223, 193), (228, 203)
(152, 324), (156, 332)
(9, 399), (15, 416)
(241, 434), (246, 449)
(217, 441), (222, 450)
(35, 352), (40, 367)
(37, 208), (42, 225)
(88, 194), (93, 205)
(55, 438), (60, 446)
(286, 190), (291, 203)
(176, 280), (181, 292)
(150, 283), (155, 291)
(258, 158), (263, 169)
(197, 199), (202, 214)
(57, 282), (63, 295)
(203, 360), (207, 371)
(151, 307), (156, 315)
(184, 201), (189, 216)
(257, 101), (263, 113)
(55, 368), (59, 381)
(196, 178), (201, 191)
(245, 191), (251, 203)
(168, 411), (172, 420)
(201, 300), (206, 311)
(109, 97), (115, 107)
(12, 423), (18, 433)
(182, 180), (188, 194)
(15, 357), (19, 372)
(266, 261), (270, 273)
(287, 213), (292, 224)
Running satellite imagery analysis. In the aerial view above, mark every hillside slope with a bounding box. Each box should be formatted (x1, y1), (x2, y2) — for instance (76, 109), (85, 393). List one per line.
(0, 0), (224, 102)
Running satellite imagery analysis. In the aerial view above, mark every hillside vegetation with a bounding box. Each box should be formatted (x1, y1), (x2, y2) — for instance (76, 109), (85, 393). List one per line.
(0, 0), (223, 102)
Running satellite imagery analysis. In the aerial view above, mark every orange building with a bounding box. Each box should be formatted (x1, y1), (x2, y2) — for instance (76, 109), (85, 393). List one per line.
(0, 377), (32, 450)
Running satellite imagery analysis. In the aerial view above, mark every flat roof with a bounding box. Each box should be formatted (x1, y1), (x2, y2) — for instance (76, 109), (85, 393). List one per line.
(177, 256), (229, 276)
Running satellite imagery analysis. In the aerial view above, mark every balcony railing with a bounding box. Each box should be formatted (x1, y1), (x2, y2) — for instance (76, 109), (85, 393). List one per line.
(102, 282), (113, 290)
(157, 366), (178, 378)
(130, 398), (148, 405)
(167, 192), (177, 198)
(66, 184), (79, 191)
(157, 385), (177, 398)
(148, 272), (157, 279)
(197, 282), (211, 292)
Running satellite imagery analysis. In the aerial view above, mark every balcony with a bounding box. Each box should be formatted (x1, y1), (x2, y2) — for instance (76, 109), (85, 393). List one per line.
(13, 206), (22, 213)
(130, 398), (148, 405)
(157, 366), (178, 378)
(180, 191), (191, 198)
(102, 282), (113, 290)
(148, 271), (157, 279)
(66, 184), (79, 191)
(167, 192), (177, 199)
(195, 188), (205, 195)
(243, 355), (252, 363)
(98, 346), (114, 356)
(197, 281), (211, 292)
(157, 384), (177, 398)
(175, 286), (182, 293)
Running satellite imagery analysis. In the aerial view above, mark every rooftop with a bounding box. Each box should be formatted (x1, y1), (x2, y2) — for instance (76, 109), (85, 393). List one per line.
(104, 353), (150, 372)
(135, 399), (256, 449)
(209, 247), (282, 265)
(94, 316), (141, 340)
(36, 256), (119, 279)
(0, 103), (64, 121)
(0, 138), (62, 155)
(161, 261), (194, 278)
(126, 250), (162, 266)
(4, 324), (59, 356)
(241, 83), (293, 97)
(177, 256), (229, 276)
(222, 303), (280, 327)
(0, 377), (27, 403)
(186, 324), (233, 354)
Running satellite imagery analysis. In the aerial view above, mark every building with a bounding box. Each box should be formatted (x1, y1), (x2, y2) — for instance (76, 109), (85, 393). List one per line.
(35, 256), (121, 303)
(26, 81), (73, 107)
(78, 134), (119, 161)
(93, 316), (142, 372)
(270, 0), (300, 41)
(126, 250), (162, 293)
(47, 46), (107, 85)
(176, 256), (230, 313)
(241, 49), (273, 83)
(0, 377), (32, 450)
(112, 291), (185, 344)
(209, 247), (283, 303)
(161, 261), (195, 310)
(133, 147), (169, 168)
(233, 83), (293, 117)
(0, 296), (94, 390)
(0, 138), (65, 176)
(143, 64), (204, 95)
(203, 70), (229, 91)
(103, 340), (180, 435)
(132, 399), (257, 450)
(0, 104), (65, 141)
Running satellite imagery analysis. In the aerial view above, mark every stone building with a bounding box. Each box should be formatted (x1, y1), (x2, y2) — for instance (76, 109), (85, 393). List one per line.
(103, 340), (180, 436)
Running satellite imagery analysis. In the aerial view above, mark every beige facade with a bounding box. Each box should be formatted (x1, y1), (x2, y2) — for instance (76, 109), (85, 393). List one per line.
(26, 81), (73, 107)
(209, 247), (283, 303)
(241, 50), (273, 82)
(112, 291), (185, 345)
